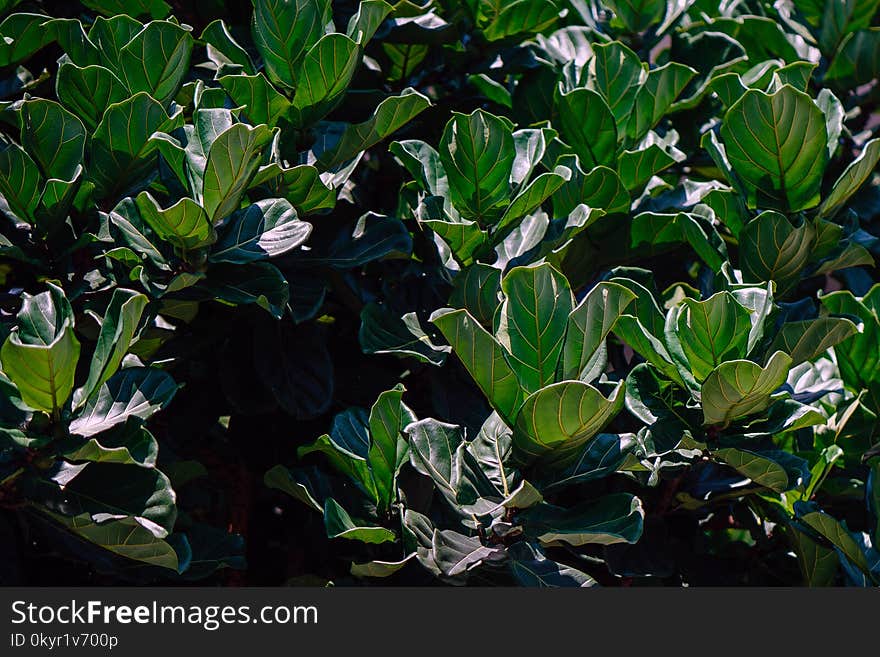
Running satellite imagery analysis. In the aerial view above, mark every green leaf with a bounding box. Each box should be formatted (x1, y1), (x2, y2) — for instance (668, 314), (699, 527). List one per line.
(292, 212), (410, 269)
(561, 281), (636, 381)
(553, 163), (630, 216)
(615, 318), (686, 389)
(701, 351), (792, 426)
(39, 462), (177, 537)
(422, 218), (486, 266)
(0, 13), (57, 68)
(468, 73), (512, 108)
(720, 85), (827, 212)
(468, 412), (515, 495)
(290, 33), (361, 127)
(513, 380), (624, 466)
(818, 288), (880, 388)
(20, 99), (86, 181)
(185, 110), (239, 185)
(135, 191), (215, 252)
(298, 407), (376, 499)
(482, 0), (561, 41)
(42, 513), (180, 571)
(431, 308), (524, 424)
(91, 92), (183, 198)
(406, 418), (465, 505)
(439, 110), (514, 224)
(73, 288), (148, 409)
(219, 73), (291, 126)
(88, 15), (142, 71)
(497, 263), (573, 394)
(107, 198), (171, 272)
(201, 123), (274, 223)
(0, 284), (80, 415)
(368, 385), (416, 513)
(430, 529), (505, 577)
(626, 62), (696, 142)
(493, 480), (543, 511)
(510, 127), (553, 189)
(448, 264), (501, 328)
(118, 20), (193, 105)
(796, 503), (871, 575)
(816, 89), (844, 161)
(788, 526), (840, 587)
(605, 0), (665, 33)
(350, 554), (416, 578)
(252, 163), (336, 214)
(346, 0), (393, 44)
(767, 318), (858, 367)
(203, 262), (289, 318)
(383, 43), (429, 83)
(701, 129), (748, 197)
(406, 418), (498, 513)
(772, 61), (816, 92)
(624, 361), (694, 437)
(0, 141), (41, 224)
(251, 0), (331, 89)
(818, 0), (880, 57)
(556, 88), (617, 169)
(69, 367), (177, 437)
(542, 433), (634, 492)
(56, 63), (128, 131)
(508, 542), (597, 587)
(702, 188), (749, 238)
(263, 465), (324, 512)
(713, 447), (797, 493)
(62, 422), (158, 467)
(210, 197), (310, 264)
(617, 143), (677, 191)
(316, 89), (431, 170)
(49, 18), (101, 67)
(323, 498), (396, 544)
(819, 139), (880, 219)
(358, 303), (450, 366)
(739, 211), (816, 296)
(825, 27), (880, 87)
(201, 20), (255, 74)
(588, 41), (645, 125)
(390, 139), (447, 198)
(674, 292), (752, 382)
(520, 493), (644, 547)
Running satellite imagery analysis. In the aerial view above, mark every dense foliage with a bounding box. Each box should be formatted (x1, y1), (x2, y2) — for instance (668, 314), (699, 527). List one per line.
(1, 0), (879, 586)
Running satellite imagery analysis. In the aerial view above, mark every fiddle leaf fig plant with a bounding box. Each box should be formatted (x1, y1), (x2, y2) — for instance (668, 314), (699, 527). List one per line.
(0, 283), (186, 571)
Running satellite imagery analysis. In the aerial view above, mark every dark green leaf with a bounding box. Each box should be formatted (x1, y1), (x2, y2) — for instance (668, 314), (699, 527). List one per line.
(118, 21), (193, 105)
(323, 498), (395, 544)
(701, 351), (792, 426)
(70, 367), (176, 438)
(513, 381), (624, 466)
(720, 85), (827, 212)
(211, 198), (310, 264)
(56, 63), (127, 131)
(556, 88), (617, 169)
(431, 308), (524, 425)
(520, 493), (644, 546)
(439, 110), (514, 224)
(497, 263), (573, 394)
(251, 0), (331, 89)
(0, 284), (80, 415)
(73, 289), (148, 409)
(20, 98), (85, 181)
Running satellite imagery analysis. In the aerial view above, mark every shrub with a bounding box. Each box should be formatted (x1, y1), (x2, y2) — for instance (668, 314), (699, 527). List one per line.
(1, 0), (879, 586)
